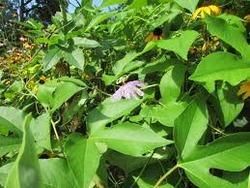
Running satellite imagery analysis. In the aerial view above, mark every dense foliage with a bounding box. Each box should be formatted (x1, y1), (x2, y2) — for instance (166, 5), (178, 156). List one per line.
(1, 0), (250, 187)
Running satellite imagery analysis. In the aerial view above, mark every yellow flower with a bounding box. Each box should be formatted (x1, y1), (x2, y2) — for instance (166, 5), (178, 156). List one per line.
(145, 27), (163, 42)
(238, 81), (250, 100)
(192, 5), (222, 20)
(39, 75), (47, 84)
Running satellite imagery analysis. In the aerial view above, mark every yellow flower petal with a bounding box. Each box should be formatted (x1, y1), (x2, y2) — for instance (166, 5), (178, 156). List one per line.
(192, 5), (221, 20)
(145, 32), (163, 42)
(238, 81), (250, 100)
(192, 7), (202, 20)
(209, 5), (221, 16)
(203, 7), (212, 15)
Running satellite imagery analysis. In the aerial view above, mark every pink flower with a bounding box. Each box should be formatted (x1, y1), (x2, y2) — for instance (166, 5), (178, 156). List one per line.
(112, 80), (144, 100)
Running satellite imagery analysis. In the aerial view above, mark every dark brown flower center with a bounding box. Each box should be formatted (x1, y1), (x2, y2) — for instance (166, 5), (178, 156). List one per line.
(153, 27), (163, 36)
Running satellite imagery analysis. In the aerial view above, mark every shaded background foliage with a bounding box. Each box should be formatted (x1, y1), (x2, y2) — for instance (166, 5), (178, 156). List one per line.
(1, 0), (250, 188)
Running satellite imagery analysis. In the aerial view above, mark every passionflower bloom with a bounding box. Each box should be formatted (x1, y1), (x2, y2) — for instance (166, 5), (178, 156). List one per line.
(192, 5), (222, 20)
(112, 80), (144, 100)
(238, 81), (250, 100)
(145, 27), (163, 42)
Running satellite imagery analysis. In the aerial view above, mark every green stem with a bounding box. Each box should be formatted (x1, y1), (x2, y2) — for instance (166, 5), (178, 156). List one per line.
(131, 151), (155, 187)
(153, 164), (178, 188)
(142, 84), (158, 90)
(50, 115), (64, 155)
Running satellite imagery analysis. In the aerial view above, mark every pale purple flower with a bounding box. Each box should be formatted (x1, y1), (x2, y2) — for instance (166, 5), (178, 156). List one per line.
(112, 80), (145, 100)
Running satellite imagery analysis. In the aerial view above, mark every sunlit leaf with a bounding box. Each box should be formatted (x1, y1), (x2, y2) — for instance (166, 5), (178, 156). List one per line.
(160, 64), (186, 105)
(190, 52), (250, 92)
(205, 15), (250, 59)
(30, 113), (51, 150)
(0, 135), (21, 157)
(87, 98), (142, 134)
(0, 107), (25, 133)
(93, 122), (172, 156)
(43, 46), (62, 71)
(157, 30), (199, 60)
(174, 99), (208, 159)
(86, 13), (114, 31)
(179, 133), (250, 188)
(39, 159), (78, 188)
(217, 84), (243, 127)
(73, 37), (100, 48)
(36, 77), (85, 112)
(63, 48), (85, 70)
(5, 115), (42, 188)
(65, 134), (103, 188)
(173, 0), (199, 12)
(141, 102), (188, 127)
(101, 0), (127, 7)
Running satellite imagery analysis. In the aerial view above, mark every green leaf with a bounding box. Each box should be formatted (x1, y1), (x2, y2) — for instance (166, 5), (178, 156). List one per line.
(112, 52), (139, 76)
(216, 84), (244, 127)
(36, 78), (85, 112)
(141, 57), (173, 75)
(157, 30), (199, 60)
(62, 91), (88, 124)
(179, 133), (250, 188)
(0, 107), (25, 133)
(87, 98), (143, 134)
(120, 61), (145, 77)
(189, 52), (250, 92)
(30, 113), (51, 150)
(174, 100), (208, 159)
(73, 37), (100, 48)
(5, 114), (42, 188)
(4, 81), (23, 100)
(93, 122), (172, 156)
(132, 163), (174, 188)
(102, 74), (118, 85)
(0, 135), (21, 157)
(151, 6), (182, 28)
(0, 159), (79, 187)
(173, 0), (199, 12)
(39, 159), (78, 188)
(129, 0), (148, 9)
(140, 41), (157, 54)
(141, 102), (188, 127)
(65, 134), (103, 188)
(57, 76), (86, 87)
(106, 150), (169, 174)
(218, 14), (246, 33)
(43, 46), (62, 71)
(36, 81), (57, 108)
(64, 48), (85, 70)
(113, 43), (156, 77)
(222, 170), (250, 188)
(160, 64), (186, 105)
(0, 163), (13, 186)
(205, 15), (250, 59)
(51, 81), (84, 112)
(101, 0), (127, 7)
(86, 13), (114, 31)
